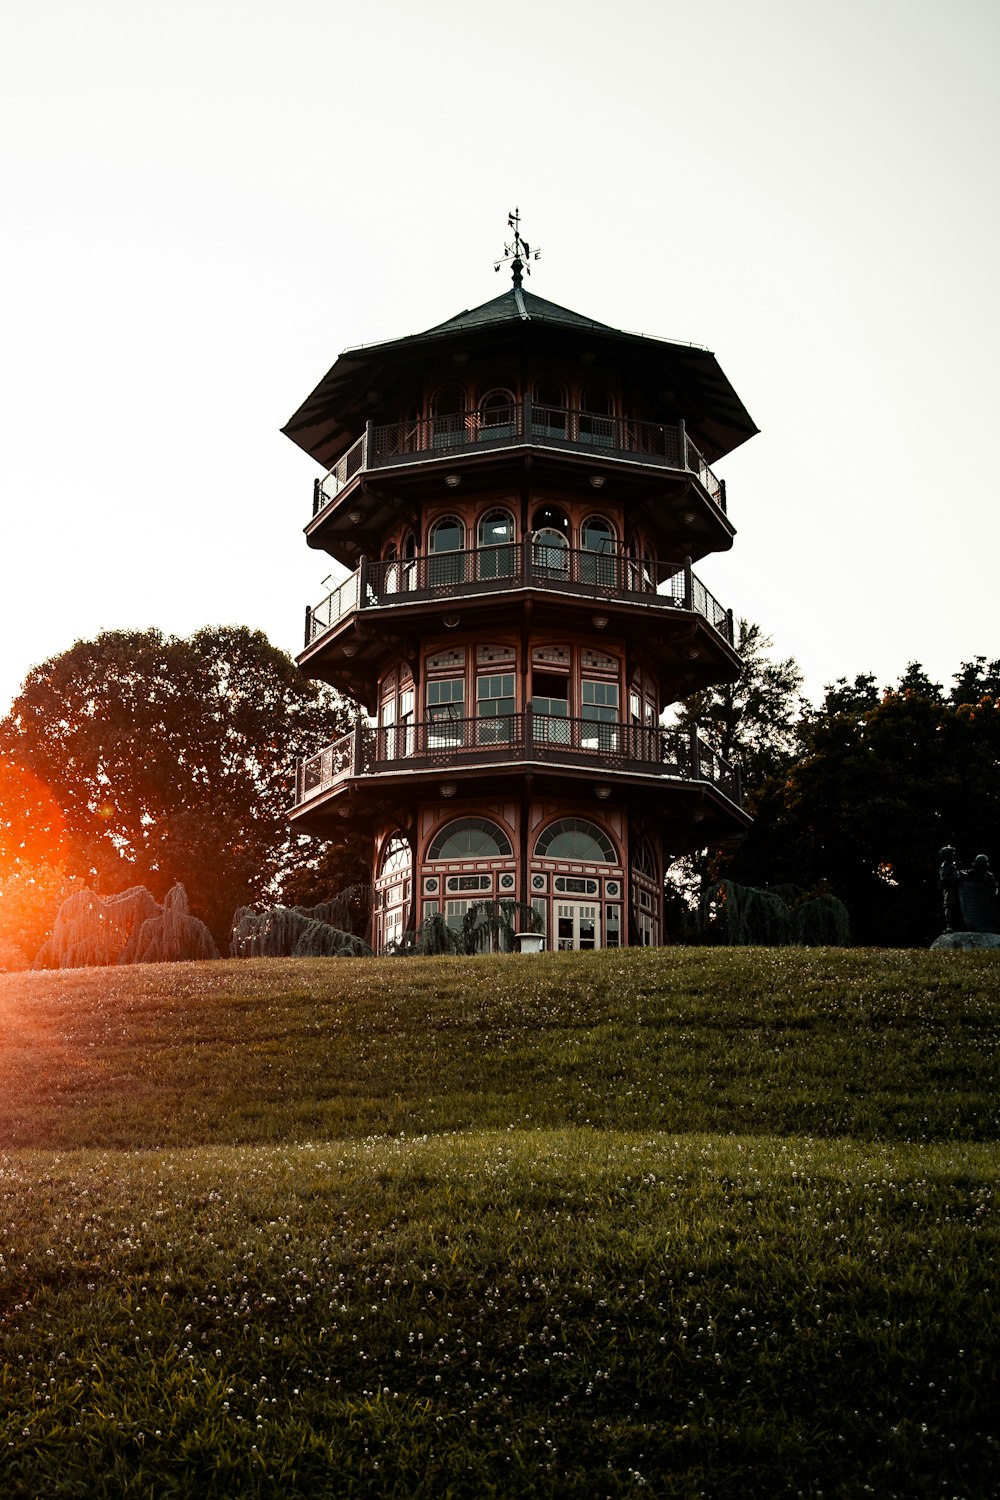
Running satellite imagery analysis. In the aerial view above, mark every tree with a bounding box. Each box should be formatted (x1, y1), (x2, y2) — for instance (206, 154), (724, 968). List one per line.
(0, 758), (76, 967)
(676, 619), (804, 787)
(951, 657), (1000, 706)
(723, 662), (1000, 944)
(0, 628), (356, 946)
(0, 862), (76, 970)
(666, 620), (804, 915)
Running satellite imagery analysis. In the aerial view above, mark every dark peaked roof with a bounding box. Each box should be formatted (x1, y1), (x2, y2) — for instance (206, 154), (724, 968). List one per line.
(282, 286), (758, 471)
(419, 286), (620, 335)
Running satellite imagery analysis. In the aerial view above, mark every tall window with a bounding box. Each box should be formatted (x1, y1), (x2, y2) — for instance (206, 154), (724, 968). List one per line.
(477, 672), (515, 745)
(477, 509), (516, 580)
(399, 683), (415, 757)
(632, 837), (660, 947)
(381, 540), (400, 595)
(532, 378), (567, 440)
(532, 670), (569, 745)
(581, 680), (619, 751)
(531, 504), (570, 576)
(431, 385), (467, 448)
(581, 515), (616, 586)
(375, 833), (411, 952)
(429, 515), (465, 587)
(426, 676), (465, 747)
(403, 529), (416, 590)
(479, 387), (516, 440)
(579, 387), (615, 448)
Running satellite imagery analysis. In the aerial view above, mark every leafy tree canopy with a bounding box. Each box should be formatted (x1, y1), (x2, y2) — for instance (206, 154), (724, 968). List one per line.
(724, 659), (1000, 944)
(0, 627), (356, 946)
(677, 619), (804, 788)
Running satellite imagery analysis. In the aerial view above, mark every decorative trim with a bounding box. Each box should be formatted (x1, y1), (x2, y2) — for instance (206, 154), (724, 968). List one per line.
(582, 649), (618, 673)
(427, 648), (465, 672)
(532, 645), (570, 667)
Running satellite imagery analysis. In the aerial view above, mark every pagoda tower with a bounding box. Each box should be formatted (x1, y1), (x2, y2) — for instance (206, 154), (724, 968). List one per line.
(282, 227), (756, 952)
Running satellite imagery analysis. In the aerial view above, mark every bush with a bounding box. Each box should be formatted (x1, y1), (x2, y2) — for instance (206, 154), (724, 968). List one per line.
(698, 879), (850, 946)
(35, 883), (218, 968)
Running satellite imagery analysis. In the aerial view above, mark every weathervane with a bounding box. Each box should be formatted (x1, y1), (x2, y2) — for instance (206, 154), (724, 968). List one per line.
(495, 208), (540, 289)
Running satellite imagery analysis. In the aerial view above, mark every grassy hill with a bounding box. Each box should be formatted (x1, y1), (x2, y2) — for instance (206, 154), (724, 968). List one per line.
(1, 948), (998, 1496)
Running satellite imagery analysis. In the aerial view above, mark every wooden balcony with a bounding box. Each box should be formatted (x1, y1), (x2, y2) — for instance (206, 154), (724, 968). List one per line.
(310, 402), (727, 519)
(292, 715), (743, 814)
(304, 545), (733, 652)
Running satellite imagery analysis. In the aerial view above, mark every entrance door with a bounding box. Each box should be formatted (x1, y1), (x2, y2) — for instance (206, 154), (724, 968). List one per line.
(556, 902), (600, 951)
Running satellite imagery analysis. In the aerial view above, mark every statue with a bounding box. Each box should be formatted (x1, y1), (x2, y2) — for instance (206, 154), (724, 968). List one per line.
(932, 847), (1000, 949)
(960, 854), (1000, 935)
(938, 846), (964, 932)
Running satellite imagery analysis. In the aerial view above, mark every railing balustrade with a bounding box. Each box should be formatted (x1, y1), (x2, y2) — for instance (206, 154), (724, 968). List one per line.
(295, 727), (357, 803)
(312, 402), (724, 515)
(293, 715), (741, 809)
(305, 544), (731, 647)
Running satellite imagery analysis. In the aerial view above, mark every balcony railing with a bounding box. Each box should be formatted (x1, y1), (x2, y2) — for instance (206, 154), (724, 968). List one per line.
(294, 717), (742, 810)
(313, 402), (726, 515)
(305, 545), (732, 648)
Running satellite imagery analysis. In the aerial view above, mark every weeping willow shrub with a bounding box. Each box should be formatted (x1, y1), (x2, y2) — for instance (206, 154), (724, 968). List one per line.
(462, 900), (541, 954)
(118, 884), (220, 964)
(229, 887), (373, 959)
(389, 912), (461, 957)
(291, 919), (371, 958)
(792, 894), (851, 946)
(34, 883), (219, 968)
(387, 900), (542, 957)
(697, 880), (850, 947)
(35, 885), (161, 969)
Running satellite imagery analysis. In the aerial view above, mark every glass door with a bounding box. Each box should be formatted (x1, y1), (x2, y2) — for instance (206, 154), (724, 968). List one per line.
(556, 902), (600, 951)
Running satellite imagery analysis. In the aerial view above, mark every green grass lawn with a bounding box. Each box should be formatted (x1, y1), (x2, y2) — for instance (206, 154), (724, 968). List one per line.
(1, 948), (998, 1496)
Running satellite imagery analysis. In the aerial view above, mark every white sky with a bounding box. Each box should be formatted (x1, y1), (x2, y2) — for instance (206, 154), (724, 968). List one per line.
(2, 0), (998, 717)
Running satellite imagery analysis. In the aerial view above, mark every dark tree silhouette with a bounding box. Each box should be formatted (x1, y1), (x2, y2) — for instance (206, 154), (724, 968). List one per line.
(0, 627), (356, 946)
(723, 662), (1000, 944)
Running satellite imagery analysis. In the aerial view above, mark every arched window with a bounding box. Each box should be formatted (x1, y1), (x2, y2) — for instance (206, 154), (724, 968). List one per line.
(582, 386), (613, 415)
(402, 529), (416, 589)
(534, 818), (617, 863)
(579, 386), (615, 449)
(431, 384), (467, 449)
(428, 817), (513, 861)
(531, 504), (570, 576)
(431, 384), (466, 416)
(477, 508), (516, 580)
(632, 837), (657, 880)
(582, 515), (615, 552)
(631, 836), (660, 947)
(429, 515), (465, 586)
(381, 540), (400, 595)
(479, 387), (516, 441)
(532, 378), (567, 440)
(379, 833), (411, 876)
(375, 832), (412, 952)
(581, 514), (617, 586)
(533, 529), (568, 575)
(627, 531), (654, 593)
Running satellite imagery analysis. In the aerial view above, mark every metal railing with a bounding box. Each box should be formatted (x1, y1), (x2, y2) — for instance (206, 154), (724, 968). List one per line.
(305, 545), (732, 647)
(313, 402), (725, 513)
(294, 717), (741, 809)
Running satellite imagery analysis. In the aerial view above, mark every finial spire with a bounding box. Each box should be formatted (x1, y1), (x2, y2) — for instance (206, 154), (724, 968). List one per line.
(494, 207), (540, 288)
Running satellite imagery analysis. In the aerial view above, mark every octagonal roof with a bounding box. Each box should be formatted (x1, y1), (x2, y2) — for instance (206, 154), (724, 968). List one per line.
(282, 286), (758, 471)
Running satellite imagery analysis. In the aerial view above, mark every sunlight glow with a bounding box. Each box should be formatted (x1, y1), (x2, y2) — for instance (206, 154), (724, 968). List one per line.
(0, 759), (68, 877)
